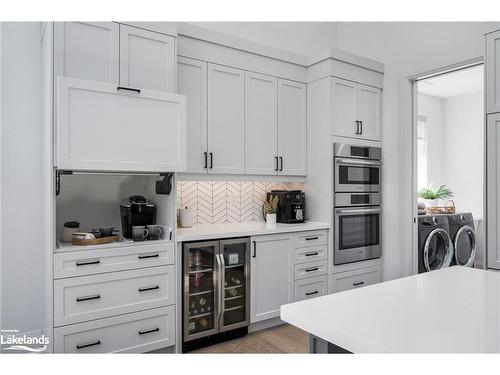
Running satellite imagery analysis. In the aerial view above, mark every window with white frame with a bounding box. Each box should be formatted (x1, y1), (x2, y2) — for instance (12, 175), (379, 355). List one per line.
(417, 116), (428, 191)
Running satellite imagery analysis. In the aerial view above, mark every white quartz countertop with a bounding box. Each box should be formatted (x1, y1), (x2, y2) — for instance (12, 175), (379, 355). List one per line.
(177, 221), (329, 242)
(281, 267), (500, 353)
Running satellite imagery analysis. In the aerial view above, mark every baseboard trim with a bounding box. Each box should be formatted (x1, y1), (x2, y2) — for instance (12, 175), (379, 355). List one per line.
(248, 317), (285, 333)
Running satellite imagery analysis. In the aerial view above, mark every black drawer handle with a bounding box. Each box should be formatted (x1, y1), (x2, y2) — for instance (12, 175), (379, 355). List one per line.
(117, 86), (141, 94)
(305, 290), (319, 296)
(305, 236), (319, 241)
(305, 267), (319, 272)
(76, 340), (101, 350)
(138, 254), (159, 259)
(76, 294), (101, 302)
(305, 252), (319, 257)
(138, 285), (160, 292)
(76, 259), (100, 266)
(353, 281), (365, 286)
(138, 327), (160, 336)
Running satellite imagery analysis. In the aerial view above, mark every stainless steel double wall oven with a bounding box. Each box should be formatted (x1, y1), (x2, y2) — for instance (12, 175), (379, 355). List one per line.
(334, 143), (382, 265)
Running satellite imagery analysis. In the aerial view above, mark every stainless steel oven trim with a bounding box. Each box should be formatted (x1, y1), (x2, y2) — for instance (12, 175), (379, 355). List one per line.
(334, 158), (382, 193)
(334, 206), (382, 265)
(334, 143), (382, 160)
(335, 192), (382, 207)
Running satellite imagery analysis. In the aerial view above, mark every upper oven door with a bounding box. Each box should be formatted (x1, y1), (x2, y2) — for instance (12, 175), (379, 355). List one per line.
(334, 157), (382, 192)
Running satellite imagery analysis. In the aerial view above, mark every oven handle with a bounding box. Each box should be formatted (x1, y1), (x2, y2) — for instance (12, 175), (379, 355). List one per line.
(335, 158), (382, 166)
(336, 208), (382, 214)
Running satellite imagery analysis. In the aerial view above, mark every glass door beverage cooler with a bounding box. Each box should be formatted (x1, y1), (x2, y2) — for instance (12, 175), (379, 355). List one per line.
(182, 238), (250, 351)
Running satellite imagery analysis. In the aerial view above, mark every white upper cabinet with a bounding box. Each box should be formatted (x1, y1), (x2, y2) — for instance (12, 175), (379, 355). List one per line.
(332, 78), (358, 138)
(278, 79), (307, 176)
(332, 77), (381, 141)
(245, 72), (278, 175)
(357, 84), (382, 141)
(250, 235), (292, 323)
(207, 63), (245, 174)
(177, 57), (208, 173)
(486, 30), (500, 114)
(54, 22), (119, 83)
(119, 25), (175, 92)
(57, 77), (186, 173)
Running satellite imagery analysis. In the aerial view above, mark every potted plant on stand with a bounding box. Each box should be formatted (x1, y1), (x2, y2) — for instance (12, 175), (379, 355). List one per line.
(263, 195), (279, 229)
(418, 185), (454, 212)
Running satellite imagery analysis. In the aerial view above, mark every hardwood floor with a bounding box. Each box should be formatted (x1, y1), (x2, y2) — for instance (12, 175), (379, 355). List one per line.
(190, 324), (309, 354)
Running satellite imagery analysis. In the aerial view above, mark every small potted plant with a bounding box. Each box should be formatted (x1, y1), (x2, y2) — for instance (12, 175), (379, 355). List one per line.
(418, 185), (453, 208)
(263, 195), (279, 228)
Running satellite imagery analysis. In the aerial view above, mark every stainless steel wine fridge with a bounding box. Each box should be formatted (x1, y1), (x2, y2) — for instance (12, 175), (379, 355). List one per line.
(182, 238), (250, 352)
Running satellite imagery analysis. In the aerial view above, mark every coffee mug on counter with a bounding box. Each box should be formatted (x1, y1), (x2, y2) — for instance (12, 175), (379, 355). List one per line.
(132, 226), (149, 242)
(146, 225), (162, 241)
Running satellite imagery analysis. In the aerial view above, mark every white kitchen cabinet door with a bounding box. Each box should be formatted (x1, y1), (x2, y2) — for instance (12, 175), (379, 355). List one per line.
(250, 235), (292, 323)
(332, 78), (358, 138)
(119, 25), (176, 92)
(486, 30), (500, 114)
(357, 84), (382, 141)
(207, 64), (245, 174)
(57, 76), (186, 172)
(487, 113), (500, 270)
(54, 22), (119, 83)
(277, 79), (307, 176)
(177, 57), (208, 173)
(245, 72), (278, 175)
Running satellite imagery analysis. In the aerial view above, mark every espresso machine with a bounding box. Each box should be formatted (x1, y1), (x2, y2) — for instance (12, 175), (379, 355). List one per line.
(267, 190), (306, 223)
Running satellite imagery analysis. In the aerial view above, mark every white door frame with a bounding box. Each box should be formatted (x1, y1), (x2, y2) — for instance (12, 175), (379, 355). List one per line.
(401, 57), (484, 276)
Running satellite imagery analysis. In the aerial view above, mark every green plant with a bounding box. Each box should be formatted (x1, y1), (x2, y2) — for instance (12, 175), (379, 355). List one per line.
(263, 195), (279, 214)
(418, 185), (453, 200)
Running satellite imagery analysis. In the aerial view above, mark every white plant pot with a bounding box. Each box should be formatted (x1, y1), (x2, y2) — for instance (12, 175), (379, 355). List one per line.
(266, 213), (277, 228)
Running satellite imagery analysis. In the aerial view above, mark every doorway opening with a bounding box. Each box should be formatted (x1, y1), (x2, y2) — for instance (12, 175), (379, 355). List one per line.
(413, 63), (485, 272)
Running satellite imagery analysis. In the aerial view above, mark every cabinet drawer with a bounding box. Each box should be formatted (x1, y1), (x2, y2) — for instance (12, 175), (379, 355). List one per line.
(54, 266), (175, 326)
(294, 276), (327, 302)
(54, 306), (175, 353)
(331, 266), (381, 293)
(293, 245), (327, 264)
(293, 260), (327, 280)
(294, 230), (327, 248)
(54, 242), (175, 279)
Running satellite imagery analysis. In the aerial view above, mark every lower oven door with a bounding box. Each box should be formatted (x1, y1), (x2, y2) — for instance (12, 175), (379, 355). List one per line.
(334, 206), (382, 265)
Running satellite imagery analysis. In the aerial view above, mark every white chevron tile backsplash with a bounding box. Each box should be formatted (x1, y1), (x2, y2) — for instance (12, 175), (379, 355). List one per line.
(177, 181), (304, 225)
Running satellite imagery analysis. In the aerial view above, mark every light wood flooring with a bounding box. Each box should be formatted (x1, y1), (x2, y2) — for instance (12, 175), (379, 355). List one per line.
(190, 324), (309, 354)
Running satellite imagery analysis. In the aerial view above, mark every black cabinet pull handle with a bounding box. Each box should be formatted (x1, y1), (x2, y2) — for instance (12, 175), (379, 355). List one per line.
(252, 241), (256, 258)
(76, 340), (101, 350)
(138, 327), (160, 335)
(305, 290), (319, 296)
(305, 236), (319, 241)
(209, 153), (213, 169)
(117, 86), (141, 94)
(279, 156), (283, 171)
(359, 121), (363, 135)
(138, 285), (160, 292)
(76, 259), (100, 267)
(204, 152), (208, 169)
(353, 281), (365, 286)
(138, 254), (159, 259)
(305, 267), (319, 272)
(275, 156), (279, 171)
(305, 252), (319, 257)
(355, 120), (359, 134)
(76, 294), (101, 302)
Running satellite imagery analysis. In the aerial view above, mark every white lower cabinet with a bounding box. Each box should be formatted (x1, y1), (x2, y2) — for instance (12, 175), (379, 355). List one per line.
(294, 275), (327, 302)
(250, 235), (293, 323)
(54, 265), (175, 326)
(54, 306), (175, 353)
(293, 260), (327, 280)
(330, 266), (382, 293)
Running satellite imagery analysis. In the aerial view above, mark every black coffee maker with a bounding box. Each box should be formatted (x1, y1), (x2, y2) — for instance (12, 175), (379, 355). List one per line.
(120, 195), (157, 238)
(267, 190), (306, 223)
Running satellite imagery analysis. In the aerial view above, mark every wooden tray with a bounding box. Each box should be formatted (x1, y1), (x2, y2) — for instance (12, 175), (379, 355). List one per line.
(426, 200), (456, 214)
(72, 236), (119, 246)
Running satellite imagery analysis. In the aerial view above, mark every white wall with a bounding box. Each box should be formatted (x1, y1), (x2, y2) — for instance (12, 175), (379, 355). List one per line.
(0, 22), (43, 334)
(336, 22), (500, 280)
(190, 22), (338, 56)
